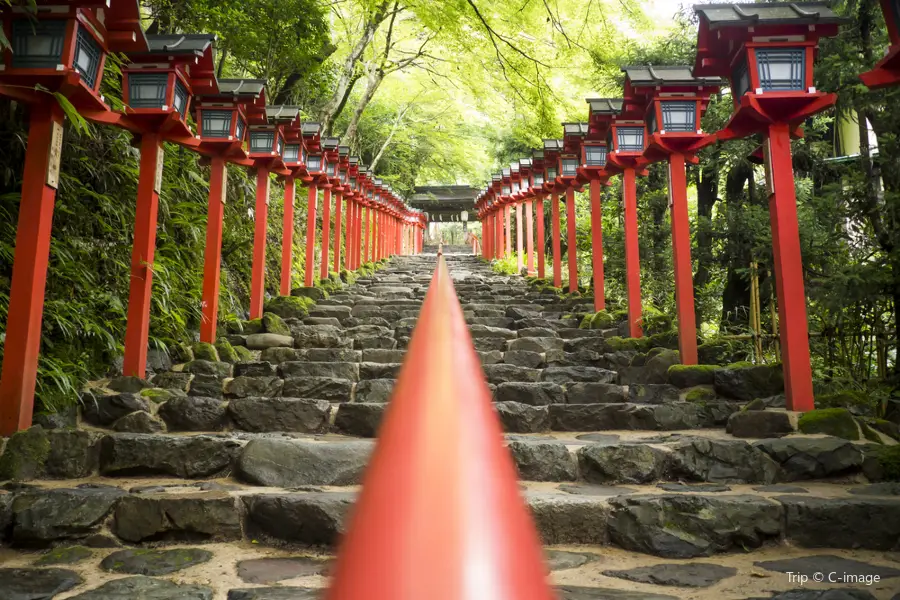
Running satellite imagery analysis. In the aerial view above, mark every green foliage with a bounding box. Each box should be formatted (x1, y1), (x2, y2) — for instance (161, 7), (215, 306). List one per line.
(868, 445), (900, 481)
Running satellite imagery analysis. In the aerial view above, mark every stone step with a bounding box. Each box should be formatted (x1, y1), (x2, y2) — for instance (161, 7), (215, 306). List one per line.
(3, 479), (898, 561)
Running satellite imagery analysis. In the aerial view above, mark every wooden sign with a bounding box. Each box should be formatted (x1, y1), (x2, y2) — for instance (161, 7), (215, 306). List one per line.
(46, 120), (64, 190)
(154, 146), (165, 194)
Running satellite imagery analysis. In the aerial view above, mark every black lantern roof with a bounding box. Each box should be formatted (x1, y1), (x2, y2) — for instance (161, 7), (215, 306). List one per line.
(502, 167), (511, 177)
(622, 66), (724, 87)
(543, 139), (564, 151)
(695, 2), (843, 28)
(492, 174), (502, 182)
(339, 145), (350, 157)
(301, 122), (321, 136)
(322, 137), (340, 150)
(588, 98), (624, 115)
(532, 150), (545, 160)
(265, 105), (300, 123)
(562, 123), (588, 136)
(145, 34), (217, 57)
(215, 79), (266, 98)
(519, 158), (532, 168)
(349, 157), (360, 165)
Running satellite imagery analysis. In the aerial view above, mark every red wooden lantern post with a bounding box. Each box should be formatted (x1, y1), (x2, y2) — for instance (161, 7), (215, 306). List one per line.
(542, 139), (563, 288)
(559, 123), (587, 293)
(334, 147), (350, 272)
(693, 1), (845, 411)
(508, 163), (524, 273)
(518, 159), (536, 275)
(302, 128), (325, 286)
(120, 35), (217, 375)
(194, 79), (267, 341)
(343, 160), (358, 270)
(319, 136), (340, 279)
(280, 117), (316, 296)
(0, 0), (146, 434)
(624, 66), (723, 365)
(581, 99), (621, 312)
(605, 101), (650, 338)
(491, 176), (504, 259)
(861, 0), (900, 87)
(531, 151), (547, 279)
(244, 105), (296, 319)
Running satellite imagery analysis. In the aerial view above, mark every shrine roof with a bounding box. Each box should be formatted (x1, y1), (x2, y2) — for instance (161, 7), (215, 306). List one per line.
(622, 65), (724, 87)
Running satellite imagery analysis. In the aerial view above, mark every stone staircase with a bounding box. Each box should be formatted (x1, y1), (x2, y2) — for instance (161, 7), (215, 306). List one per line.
(1, 252), (899, 600)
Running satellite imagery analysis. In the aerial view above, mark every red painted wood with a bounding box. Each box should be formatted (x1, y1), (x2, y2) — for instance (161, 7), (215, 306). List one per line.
(200, 157), (227, 343)
(525, 200), (535, 275)
(324, 257), (555, 600)
(304, 184), (318, 287)
(515, 203), (524, 274)
(364, 207), (372, 264)
(123, 134), (164, 378)
(249, 168), (270, 320)
(589, 179), (605, 312)
(622, 168), (643, 338)
(320, 186), (332, 280)
(505, 205), (512, 257)
(551, 193), (562, 288)
(334, 192), (343, 272)
(669, 154), (698, 365)
(536, 196), (545, 279)
(565, 187), (578, 293)
(0, 103), (65, 435)
(344, 199), (354, 270)
(279, 178), (295, 297)
(767, 123), (814, 412)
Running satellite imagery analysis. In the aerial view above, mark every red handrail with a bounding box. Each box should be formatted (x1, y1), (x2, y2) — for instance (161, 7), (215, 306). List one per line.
(326, 255), (555, 600)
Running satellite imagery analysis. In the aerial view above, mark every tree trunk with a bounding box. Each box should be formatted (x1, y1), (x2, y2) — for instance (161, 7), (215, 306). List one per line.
(693, 162), (718, 328)
(319, 2), (390, 135)
(343, 67), (385, 150)
(370, 103), (411, 171)
(720, 161), (752, 332)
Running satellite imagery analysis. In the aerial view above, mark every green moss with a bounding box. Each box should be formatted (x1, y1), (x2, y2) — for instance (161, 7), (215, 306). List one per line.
(742, 398), (767, 411)
(0, 426), (50, 480)
(869, 445), (900, 481)
(140, 388), (179, 404)
(685, 387), (716, 403)
(647, 331), (680, 351)
(265, 295), (315, 319)
(606, 336), (651, 353)
(667, 363), (720, 387)
(727, 361), (755, 369)
(643, 313), (673, 335)
(191, 342), (219, 362)
(859, 419), (883, 443)
(234, 346), (253, 362)
(35, 545), (93, 566)
(797, 408), (860, 440)
(340, 269), (358, 285)
(164, 340), (194, 363)
(215, 339), (239, 364)
(590, 311), (614, 329)
(262, 312), (291, 336)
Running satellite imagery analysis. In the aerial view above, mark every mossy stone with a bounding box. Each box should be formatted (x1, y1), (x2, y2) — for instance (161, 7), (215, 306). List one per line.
(262, 313), (291, 336)
(0, 425), (50, 480)
(215, 339), (240, 364)
(797, 408), (860, 440)
(870, 418), (900, 441)
(35, 545), (93, 566)
(591, 311), (614, 329)
(870, 445), (900, 480)
(743, 398), (767, 411)
(685, 387), (716, 403)
(241, 318), (265, 335)
(578, 315), (593, 330)
(166, 341), (194, 364)
(191, 342), (219, 362)
(234, 346), (254, 361)
(858, 419), (883, 443)
(606, 336), (650, 353)
(265, 296), (316, 319)
(667, 364), (720, 388)
(647, 331), (680, 351)
(139, 388), (181, 404)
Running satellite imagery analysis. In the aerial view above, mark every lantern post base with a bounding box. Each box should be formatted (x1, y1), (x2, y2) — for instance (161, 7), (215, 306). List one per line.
(0, 103), (65, 435)
(123, 134), (164, 378)
(249, 169), (271, 320)
(200, 157), (228, 343)
(766, 123), (815, 412)
(589, 179), (605, 312)
(279, 178), (296, 297)
(623, 167), (643, 338)
(551, 194), (562, 288)
(304, 184), (318, 287)
(668, 154), (698, 364)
